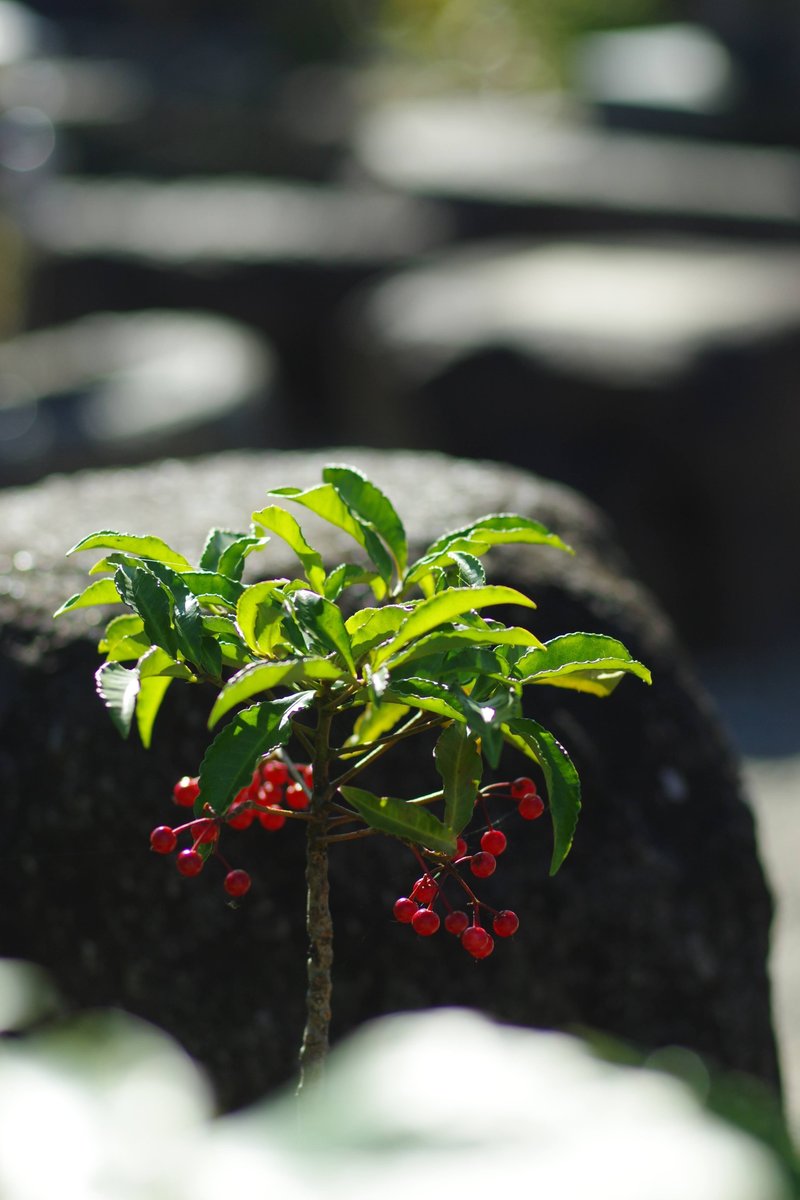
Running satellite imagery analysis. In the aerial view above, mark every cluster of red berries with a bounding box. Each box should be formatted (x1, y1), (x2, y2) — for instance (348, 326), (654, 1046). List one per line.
(392, 776), (544, 959)
(148, 756), (313, 899)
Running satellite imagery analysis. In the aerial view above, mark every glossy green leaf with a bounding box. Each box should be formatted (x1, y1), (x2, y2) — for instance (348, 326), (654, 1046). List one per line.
(453, 687), (521, 768)
(98, 613), (144, 654)
(289, 590), (355, 674)
(236, 580), (287, 655)
(136, 674), (172, 748)
(339, 786), (456, 854)
(435, 723), (482, 835)
(423, 513), (572, 559)
(251, 505), (326, 593)
(447, 550), (486, 588)
(515, 633), (653, 696)
(372, 586), (536, 668)
(383, 623), (544, 671)
(384, 677), (463, 722)
(323, 563), (379, 601)
(198, 694), (314, 815)
(268, 483), (392, 593)
(404, 514), (572, 591)
(113, 563), (177, 658)
(67, 531), (192, 570)
(322, 463), (408, 576)
(95, 661), (139, 739)
(506, 716), (581, 875)
(208, 661), (305, 727)
(53, 578), (121, 617)
(199, 529), (269, 581)
(138, 646), (196, 681)
(218, 535), (270, 580)
(199, 528), (248, 572)
(177, 572), (245, 608)
(347, 605), (411, 661)
(346, 701), (410, 747)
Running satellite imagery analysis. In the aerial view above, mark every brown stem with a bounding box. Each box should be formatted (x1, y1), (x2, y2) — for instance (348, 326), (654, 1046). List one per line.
(297, 706), (335, 1094)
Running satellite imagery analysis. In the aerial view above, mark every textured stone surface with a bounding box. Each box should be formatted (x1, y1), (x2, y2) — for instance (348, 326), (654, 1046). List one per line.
(0, 447), (782, 1110)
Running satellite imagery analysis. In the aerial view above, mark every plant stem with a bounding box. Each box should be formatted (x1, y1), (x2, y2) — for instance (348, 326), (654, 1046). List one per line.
(297, 705), (335, 1094)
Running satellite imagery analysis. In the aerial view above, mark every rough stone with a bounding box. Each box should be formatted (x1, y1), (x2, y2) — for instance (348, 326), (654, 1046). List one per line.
(0, 447), (782, 1110)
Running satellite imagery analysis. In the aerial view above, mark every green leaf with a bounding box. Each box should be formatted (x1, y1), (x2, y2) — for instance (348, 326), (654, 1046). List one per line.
(346, 701), (410, 747)
(53, 578), (121, 617)
(268, 483), (393, 594)
(98, 613), (144, 654)
(383, 622), (544, 671)
(198, 694), (314, 815)
(136, 674), (172, 748)
(199, 529), (269, 581)
(515, 633), (653, 696)
(138, 646), (196, 681)
(434, 723), (482, 835)
(452, 686), (521, 768)
(251, 505), (326, 593)
(339, 786), (456, 855)
(372, 585), (537, 668)
(95, 661), (139, 738)
(208, 660), (305, 727)
(235, 580), (287, 656)
(346, 605), (411, 661)
(384, 677), (464, 722)
(322, 464), (408, 576)
(288, 590), (355, 674)
(447, 550), (486, 588)
(506, 716), (581, 875)
(67, 531), (192, 570)
(113, 563), (177, 658)
(424, 513), (572, 559)
(178, 572), (245, 608)
(323, 563), (379, 601)
(199, 528), (247, 572)
(404, 514), (572, 591)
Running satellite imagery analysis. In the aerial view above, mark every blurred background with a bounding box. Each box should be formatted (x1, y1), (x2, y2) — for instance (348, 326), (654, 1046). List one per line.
(1, 0), (798, 1127)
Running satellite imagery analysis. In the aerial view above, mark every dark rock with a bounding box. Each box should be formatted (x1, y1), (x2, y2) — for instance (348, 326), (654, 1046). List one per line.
(0, 448), (781, 1110)
(0, 310), (279, 488)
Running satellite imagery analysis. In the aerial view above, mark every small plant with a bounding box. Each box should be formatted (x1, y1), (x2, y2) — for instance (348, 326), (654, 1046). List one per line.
(55, 463), (650, 1089)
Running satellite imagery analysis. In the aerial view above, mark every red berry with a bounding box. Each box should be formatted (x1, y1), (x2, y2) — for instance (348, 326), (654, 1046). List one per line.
(285, 782), (309, 811)
(150, 825), (177, 854)
(510, 776), (537, 800)
(518, 793), (545, 820)
(411, 874), (438, 903)
(176, 849), (203, 877)
(411, 908), (440, 937)
(393, 897), (418, 924)
(481, 829), (507, 856)
(226, 802), (255, 830)
(224, 869), (252, 898)
(461, 925), (494, 958)
(455, 836), (468, 859)
(493, 909), (520, 938)
(261, 758), (289, 786)
(258, 806), (286, 831)
(301, 763), (314, 788)
(173, 775), (200, 807)
(444, 910), (469, 936)
(470, 851), (496, 878)
(193, 817), (218, 845)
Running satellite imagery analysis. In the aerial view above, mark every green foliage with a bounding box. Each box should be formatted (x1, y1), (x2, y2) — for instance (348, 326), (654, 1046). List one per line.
(57, 462), (651, 874)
